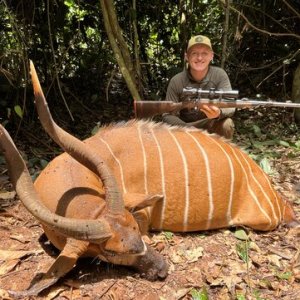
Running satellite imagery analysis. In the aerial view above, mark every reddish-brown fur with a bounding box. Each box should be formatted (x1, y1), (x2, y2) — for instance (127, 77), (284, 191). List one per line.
(35, 120), (297, 234)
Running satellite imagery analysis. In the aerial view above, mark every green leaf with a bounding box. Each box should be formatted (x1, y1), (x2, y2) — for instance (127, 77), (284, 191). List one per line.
(278, 140), (290, 147)
(276, 271), (292, 280)
(14, 105), (23, 118)
(294, 140), (300, 149)
(251, 141), (263, 150)
(234, 229), (248, 241)
(236, 241), (249, 263)
(260, 140), (278, 146)
(253, 289), (266, 300)
(39, 159), (49, 169)
(91, 124), (100, 135)
(259, 157), (272, 174)
(252, 124), (262, 137)
(190, 287), (209, 300)
(28, 157), (39, 168)
(252, 140), (278, 149)
(196, 233), (206, 239)
(236, 293), (246, 300)
(64, 0), (74, 7)
(163, 231), (174, 240)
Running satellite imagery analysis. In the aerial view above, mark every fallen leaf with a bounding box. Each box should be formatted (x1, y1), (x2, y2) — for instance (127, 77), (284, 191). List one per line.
(0, 191), (16, 200)
(0, 288), (13, 300)
(168, 262), (175, 273)
(268, 254), (281, 268)
(223, 274), (243, 291)
(249, 241), (261, 252)
(174, 288), (191, 299)
(170, 249), (184, 264)
(207, 277), (223, 286)
(45, 287), (66, 300)
(0, 249), (43, 260)
(258, 278), (272, 289)
(270, 281), (289, 292)
(276, 271), (293, 280)
(0, 259), (19, 275)
(226, 260), (249, 275)
(251, 254), (266, 266)
(268, 247), (293, 259)
(170, 246), (204, 264)
(9, 234), (31, 244)
(185, 246), (204, 263)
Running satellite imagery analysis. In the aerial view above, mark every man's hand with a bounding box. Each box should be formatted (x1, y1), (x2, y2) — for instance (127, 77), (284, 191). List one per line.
(200, 104), (221, 119)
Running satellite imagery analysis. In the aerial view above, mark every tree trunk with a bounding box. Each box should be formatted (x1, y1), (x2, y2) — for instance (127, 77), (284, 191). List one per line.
(292, 63), (300, 123)
(178, 0), (188, 67)
(99, 0), (141, 101)
(221, 0), (230, 69)
(132, 0), (143, 95)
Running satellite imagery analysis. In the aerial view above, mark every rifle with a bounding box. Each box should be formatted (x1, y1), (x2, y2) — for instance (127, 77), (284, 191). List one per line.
(134, 88), (300, 119)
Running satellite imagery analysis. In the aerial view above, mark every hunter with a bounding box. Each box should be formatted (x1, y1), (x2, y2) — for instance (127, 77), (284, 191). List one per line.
(163, 35), (235, 139)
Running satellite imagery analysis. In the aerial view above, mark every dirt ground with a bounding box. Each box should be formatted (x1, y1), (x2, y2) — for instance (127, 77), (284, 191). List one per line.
(0, 108), (299, 300)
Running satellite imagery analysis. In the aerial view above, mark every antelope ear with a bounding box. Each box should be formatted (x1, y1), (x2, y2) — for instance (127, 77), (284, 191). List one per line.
(124, 193), (164, 212)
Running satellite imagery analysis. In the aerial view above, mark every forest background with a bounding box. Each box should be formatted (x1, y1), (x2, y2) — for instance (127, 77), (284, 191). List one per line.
(1, 0), (300, 136)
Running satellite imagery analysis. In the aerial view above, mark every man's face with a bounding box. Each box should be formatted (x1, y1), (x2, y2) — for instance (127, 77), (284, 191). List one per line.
(186, 44), (214, 72)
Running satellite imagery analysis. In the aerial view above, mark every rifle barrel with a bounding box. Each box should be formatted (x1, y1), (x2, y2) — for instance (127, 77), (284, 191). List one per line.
(236, 98), (300, 108)
(134, 99), (300, 119)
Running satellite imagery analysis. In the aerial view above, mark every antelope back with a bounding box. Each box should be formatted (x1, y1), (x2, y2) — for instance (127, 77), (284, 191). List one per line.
(83, 120), (296, 232)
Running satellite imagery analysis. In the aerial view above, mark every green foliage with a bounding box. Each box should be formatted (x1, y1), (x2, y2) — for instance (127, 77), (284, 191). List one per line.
(0, 0), (299, 127)
(236, 240), (250, 263)
(252, 125), (262, 138)
(162, 231), (174, 241)
(234, 228), (248, 241)
(14, 105), (23, 118)
(259, 157), (273, 174)
(236, 293), (246, 300)
(28, 157), (49, 169)
(276, 271), (293, 280)
(28, 157), (49, 181)
(252, 289), (267, 300)
(236, 108), (300, 171)
(189, 287), (209, 300)
(235, 228), (250, 265)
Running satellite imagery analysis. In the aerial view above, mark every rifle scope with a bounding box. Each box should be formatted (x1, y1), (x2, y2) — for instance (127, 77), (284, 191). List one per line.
(183, 87), (239, 99)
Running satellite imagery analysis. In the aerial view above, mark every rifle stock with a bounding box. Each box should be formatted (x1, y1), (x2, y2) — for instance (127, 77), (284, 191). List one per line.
(134, 101), (182, 118)
(134, 99), (300, 119)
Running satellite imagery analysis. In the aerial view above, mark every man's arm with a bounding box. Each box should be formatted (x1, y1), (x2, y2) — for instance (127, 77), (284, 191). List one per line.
(162, 113), (188, 126)
(165, 76), (181, 102)
(162, 113), (209, 128)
